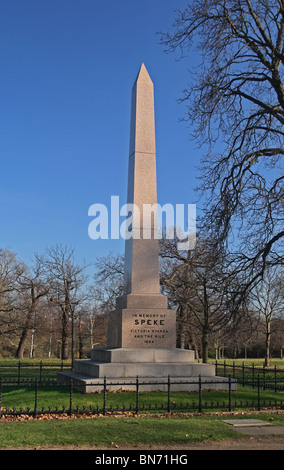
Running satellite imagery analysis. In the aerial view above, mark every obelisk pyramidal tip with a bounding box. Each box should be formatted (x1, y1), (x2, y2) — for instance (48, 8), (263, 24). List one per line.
(129, 63), (156, 157)
(134, 62), (153, 85)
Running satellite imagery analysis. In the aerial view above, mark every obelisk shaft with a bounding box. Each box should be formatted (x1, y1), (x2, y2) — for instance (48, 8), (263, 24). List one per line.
(124, 63), (160, 296)
(107, 64), (176, 349)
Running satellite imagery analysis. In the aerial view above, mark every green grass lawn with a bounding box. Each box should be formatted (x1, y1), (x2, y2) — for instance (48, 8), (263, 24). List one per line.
(1, 358), (284, 449)
(2, 413), (284, 449)
(1, 356), (284, 414)
(1, 385), (284, 416)
(0, 415), (236, 449)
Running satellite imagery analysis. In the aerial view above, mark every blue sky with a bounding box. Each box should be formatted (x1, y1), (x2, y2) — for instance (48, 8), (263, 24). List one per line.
(0, 0), (202, 270)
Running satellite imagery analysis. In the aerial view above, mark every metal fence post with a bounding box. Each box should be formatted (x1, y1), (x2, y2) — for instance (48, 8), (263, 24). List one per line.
(263, 365), (266, 390)
(274, 364), (277, 392)
(167, 375), (171, 413)
(69, 378), (73, 416)
(257, 374), (261, 411)
(18, 361), (21, 385)
(198, 375), (202, 413)
(39, 361), (43, 382)
(103, 376), (107, 416)
(228, 376), (232, 412)
(136, 376), (139, 414)
(34, 378), (38, 417)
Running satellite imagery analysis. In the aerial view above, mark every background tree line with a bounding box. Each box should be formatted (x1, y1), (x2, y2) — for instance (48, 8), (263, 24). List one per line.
(94, 238), (284, 367)
(0, 245), (107, 361)
(0, 237), (283, 365)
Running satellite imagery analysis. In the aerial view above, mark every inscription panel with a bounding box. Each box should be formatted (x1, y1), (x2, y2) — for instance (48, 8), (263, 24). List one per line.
(121, 309), (176, 348)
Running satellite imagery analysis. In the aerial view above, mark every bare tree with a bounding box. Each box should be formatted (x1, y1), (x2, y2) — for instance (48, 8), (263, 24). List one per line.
(160, 0), (284, 290)
(76, 305), (108, 355)
(93, 252), (124, 313)
(15, 257), (49, 359)
(0, 248), (26, 346)
(250, 267), (284, 366)
(272, 318), (284, 359)
(0, 248), (24, 308)
(36, 245), (89, 360)
(160, 235), (238, 362)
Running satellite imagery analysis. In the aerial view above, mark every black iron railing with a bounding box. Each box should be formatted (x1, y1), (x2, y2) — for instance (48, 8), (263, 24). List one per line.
(0, 361), (71, 383)
(215, 361), (284, 391)
(0, 374), (283, 418)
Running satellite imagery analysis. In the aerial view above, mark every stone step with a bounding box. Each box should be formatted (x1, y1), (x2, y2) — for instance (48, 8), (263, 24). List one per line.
(57, 371), (236, 393)
(90, 347), (195, 363)
(73, 360), (215, 379)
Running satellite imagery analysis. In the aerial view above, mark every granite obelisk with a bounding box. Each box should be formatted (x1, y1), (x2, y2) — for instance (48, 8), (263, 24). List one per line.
(107, 63), (176, 348)
(57, 63), (232, 393)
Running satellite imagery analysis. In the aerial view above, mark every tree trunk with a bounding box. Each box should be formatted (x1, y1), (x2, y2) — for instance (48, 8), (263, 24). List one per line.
(15, 326), (29, 359)
(265, 320), (271, 367)
(15, 306), (35, 358)
(78, 316), (84, 359)
(61, 306), (69, 360)
(202, 282), (209, 363)
(29, 329), (35, 358)
(202, 328), (209, 363)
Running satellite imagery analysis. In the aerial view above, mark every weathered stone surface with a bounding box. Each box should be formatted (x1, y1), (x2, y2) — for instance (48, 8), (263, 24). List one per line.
(223, 419), (272, 427)
(90, 348), (195, 363)
(116, 293), (168, 310)
(124, 63), (160, 296)
(107, 308), (176, 349)
(106, 63), (177, 350)
(57, 372), (237, 393)
(73, 360), (215, 379)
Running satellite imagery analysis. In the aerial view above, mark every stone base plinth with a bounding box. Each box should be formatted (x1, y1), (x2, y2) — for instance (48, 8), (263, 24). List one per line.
(57, 372), (235, 393)
(57, 348), (237, 393)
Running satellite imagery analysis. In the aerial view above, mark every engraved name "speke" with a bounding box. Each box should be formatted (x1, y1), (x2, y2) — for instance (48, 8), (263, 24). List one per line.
(134, 319), (165, 326)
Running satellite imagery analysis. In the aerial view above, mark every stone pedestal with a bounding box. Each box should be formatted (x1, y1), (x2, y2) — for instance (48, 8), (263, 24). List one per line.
(57, 347), (236, 393)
